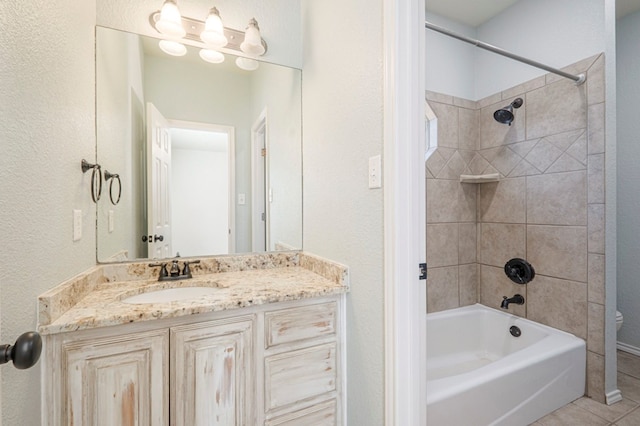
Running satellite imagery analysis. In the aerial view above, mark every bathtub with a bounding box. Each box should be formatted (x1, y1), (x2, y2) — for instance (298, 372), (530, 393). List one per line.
(427, 304), (585, 426)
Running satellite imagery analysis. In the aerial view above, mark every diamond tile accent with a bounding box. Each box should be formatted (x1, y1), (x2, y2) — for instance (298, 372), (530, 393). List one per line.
(525, 139), (564, 172)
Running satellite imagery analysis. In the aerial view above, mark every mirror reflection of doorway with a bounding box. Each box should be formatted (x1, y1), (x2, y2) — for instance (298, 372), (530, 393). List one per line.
(251, 110), (269, 252)
(169, 121), (236, 257)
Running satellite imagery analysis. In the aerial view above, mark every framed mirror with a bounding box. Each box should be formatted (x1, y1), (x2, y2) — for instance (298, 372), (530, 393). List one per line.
(96, 26), (302, 262)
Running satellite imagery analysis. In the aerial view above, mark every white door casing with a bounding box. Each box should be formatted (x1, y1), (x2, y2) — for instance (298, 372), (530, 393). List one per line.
(146, 102), (172, 259)
(251, 109), (269, 252)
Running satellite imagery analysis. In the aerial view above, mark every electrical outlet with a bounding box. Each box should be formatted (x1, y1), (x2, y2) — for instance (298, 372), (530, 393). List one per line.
(73, 210), (82, 241)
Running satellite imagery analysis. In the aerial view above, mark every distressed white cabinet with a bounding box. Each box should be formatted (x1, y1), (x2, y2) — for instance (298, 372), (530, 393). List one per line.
(43, 296), (345, 426)
(53, 329), (169, 425)
(171, 316), (254, 425)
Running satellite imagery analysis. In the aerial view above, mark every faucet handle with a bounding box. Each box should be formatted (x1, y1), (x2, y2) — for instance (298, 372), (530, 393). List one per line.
(149, 262), (168, 278)
(182, 260), (201, 277)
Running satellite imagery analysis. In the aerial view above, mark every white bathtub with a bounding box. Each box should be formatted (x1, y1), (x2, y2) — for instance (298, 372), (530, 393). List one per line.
(427, 304), (585, 426)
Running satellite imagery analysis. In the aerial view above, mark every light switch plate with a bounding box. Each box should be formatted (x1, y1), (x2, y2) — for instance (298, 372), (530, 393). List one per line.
(108, 210), (114, 233)
(238, 193), (246, 205)
(369, 155), (382, 189)
(73, 209), (82, 241)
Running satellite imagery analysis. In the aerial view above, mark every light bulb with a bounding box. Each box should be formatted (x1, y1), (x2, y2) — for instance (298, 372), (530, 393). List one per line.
(199, 49), (225, 64)
(200, 7), (228, 49)
(236, 57), (259, 71)
(155, 0), (186, 38)
(240, 18), (265, 56)
(159, 39), (187, 56)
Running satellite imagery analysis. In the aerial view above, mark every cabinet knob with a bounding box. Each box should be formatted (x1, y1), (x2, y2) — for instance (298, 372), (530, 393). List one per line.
(0, 331), (42, 370)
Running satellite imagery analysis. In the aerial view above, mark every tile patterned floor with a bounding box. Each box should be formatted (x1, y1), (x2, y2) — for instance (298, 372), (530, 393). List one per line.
(531, 351), (640, 425)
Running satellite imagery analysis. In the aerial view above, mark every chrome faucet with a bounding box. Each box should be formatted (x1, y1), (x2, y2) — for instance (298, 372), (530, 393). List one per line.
(149, 260), (200, 281)
(501, 294), (525, 309)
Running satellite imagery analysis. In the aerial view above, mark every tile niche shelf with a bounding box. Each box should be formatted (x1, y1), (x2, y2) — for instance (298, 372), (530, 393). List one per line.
(459, 173), (501, 184)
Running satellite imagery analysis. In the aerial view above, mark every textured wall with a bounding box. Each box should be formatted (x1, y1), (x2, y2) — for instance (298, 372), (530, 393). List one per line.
(0, 1), (97, 424)
(426, 54), (607, 401)
(617, 9), (640, 351)
(301, 0), (385, 423)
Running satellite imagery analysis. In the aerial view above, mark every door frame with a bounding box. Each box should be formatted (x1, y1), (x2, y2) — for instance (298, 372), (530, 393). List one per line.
(251, 109), (269, 252)
(167, 119), (236, 254)
(383, 0), (427, 424)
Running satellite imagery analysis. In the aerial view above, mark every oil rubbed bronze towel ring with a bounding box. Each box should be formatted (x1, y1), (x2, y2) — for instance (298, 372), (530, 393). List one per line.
(104, 170), (122, 205)
(81, 159), (102, 203)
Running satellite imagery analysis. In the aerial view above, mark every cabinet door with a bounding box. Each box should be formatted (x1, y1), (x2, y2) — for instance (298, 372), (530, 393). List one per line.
(64, 329), (169, 426)
(171, 316), (254, 426)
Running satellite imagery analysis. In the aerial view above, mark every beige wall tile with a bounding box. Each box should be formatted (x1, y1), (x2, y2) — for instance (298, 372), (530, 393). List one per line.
(527, 171), (587, 226)
(426, 223), (458, 267)
(524, 139), (564, 172)
(527, 225), (587, 282)
(587, 351), (606, 402)
(588, 253), (605, 304)
(479, 223), (526, 268)
(452, 96), (477, 110)
(501, 76), (545, 100)
(459, 264), (478, 306)
(526, 79), (587, 140)
(426, 149), (447, 177)
(431, 102), (459, 149)
(479, 178), (526, 223)
(588, 103), (605, 154)
(427, 179), (476, 223)
(426, 91), (453, 104)
(588, 302), (605, 355)
(526, 274), (587, 339)
(588, 154), (605, 204)
(459, 223), (477, 264)
(477, 92), (502, 109)
(588, 204), (605, 254)
(459, 107), (478, 151)
(426, 266), (459, 313)
(479, 265), (526, 317)
(586, 54), (605, 106)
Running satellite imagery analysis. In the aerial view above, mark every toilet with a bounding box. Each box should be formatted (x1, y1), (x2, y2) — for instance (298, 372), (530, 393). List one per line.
(617, 310), (624, 331)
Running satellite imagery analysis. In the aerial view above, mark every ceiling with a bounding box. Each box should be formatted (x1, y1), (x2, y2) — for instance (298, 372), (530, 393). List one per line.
(426, 0), (640, 27)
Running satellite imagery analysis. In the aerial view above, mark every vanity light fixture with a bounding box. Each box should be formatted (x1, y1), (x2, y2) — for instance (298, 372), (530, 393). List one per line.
(149, 3), (268, 70)
(155, 0), (187, 38)
(200, 7), (227, 49)
(240, 18), (266, 56)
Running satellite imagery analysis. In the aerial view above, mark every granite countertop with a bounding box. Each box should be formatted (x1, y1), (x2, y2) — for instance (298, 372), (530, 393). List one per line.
(38, 252), (349, 335)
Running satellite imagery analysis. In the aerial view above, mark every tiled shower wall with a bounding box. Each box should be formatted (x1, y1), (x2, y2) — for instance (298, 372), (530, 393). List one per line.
(425, 54), (606, 401)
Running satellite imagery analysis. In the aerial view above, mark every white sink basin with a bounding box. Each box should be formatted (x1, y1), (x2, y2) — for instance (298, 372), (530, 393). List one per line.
(121, 287), (221, 304)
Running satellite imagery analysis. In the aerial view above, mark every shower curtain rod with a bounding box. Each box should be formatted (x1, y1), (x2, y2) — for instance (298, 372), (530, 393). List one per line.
(424, 21), (586, 85)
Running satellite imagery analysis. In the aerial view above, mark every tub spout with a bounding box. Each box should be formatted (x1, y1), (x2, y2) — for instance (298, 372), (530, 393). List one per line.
(501, 294), (525, 309)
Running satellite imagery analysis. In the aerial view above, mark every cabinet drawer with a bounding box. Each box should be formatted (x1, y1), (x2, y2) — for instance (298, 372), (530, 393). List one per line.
(265, 302), (336, 348)
(266, 399), (337, 426)
(265, 343), (336, 411)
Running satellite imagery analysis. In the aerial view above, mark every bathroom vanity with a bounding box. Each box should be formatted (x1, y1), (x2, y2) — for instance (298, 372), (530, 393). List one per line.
(38, 252), (348, 425)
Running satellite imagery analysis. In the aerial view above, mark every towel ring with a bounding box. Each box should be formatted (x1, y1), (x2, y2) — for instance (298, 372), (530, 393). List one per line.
(81, 159), (102, 203)
(104, 170), (122, 205)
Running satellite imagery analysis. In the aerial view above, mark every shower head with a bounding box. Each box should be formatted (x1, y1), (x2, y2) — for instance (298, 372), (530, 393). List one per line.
(493, 98), (523, 126)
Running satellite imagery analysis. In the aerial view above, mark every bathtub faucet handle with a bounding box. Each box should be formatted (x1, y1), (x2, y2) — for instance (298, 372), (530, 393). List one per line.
(501, 294), (525, 309)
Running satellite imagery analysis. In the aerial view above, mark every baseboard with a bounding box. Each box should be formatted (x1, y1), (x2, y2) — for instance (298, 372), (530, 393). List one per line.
(606, 389), (623, 405)
(617, 341), (640, 357)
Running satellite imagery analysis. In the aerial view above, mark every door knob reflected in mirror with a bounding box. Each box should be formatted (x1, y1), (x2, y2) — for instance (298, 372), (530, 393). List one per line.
(0, 331), (42, 370)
